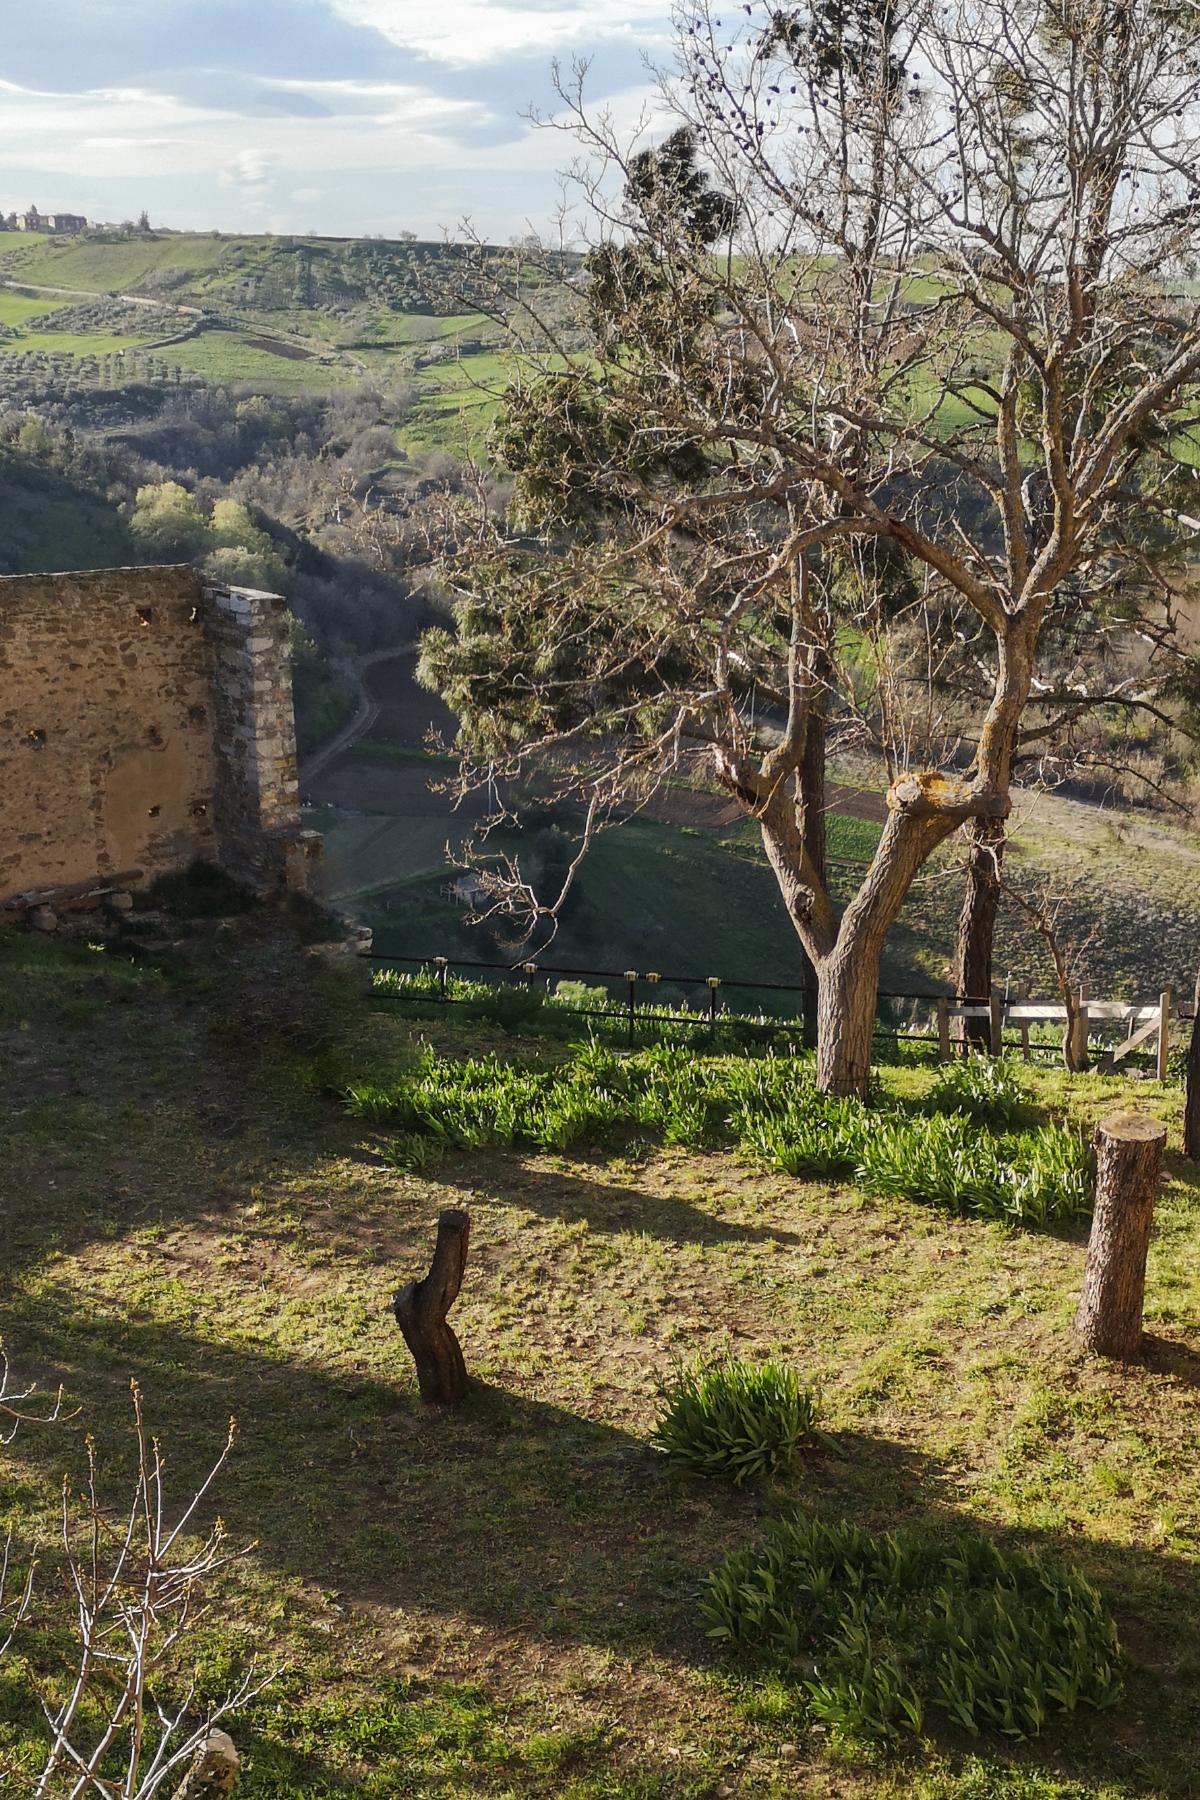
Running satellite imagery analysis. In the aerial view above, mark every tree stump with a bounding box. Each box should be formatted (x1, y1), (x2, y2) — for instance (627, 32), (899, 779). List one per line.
(393, 1209), (471, 1404)
(171, 1730), (240, 1800)
(1075, 1112), (1166, 1360)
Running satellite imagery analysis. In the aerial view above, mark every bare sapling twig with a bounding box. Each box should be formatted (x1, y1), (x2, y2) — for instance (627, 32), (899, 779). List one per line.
(1, 1342), (68, 1445)
(1, 1374), (271, 1799)
(997, 872), (1098, 1072)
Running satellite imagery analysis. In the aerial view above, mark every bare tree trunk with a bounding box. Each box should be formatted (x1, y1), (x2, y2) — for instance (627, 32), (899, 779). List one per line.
(955, 817), (1005, 1051)
(394, 1209), (471, 1404)
(1184, 971), (1200, 1160)
(814, 941), (881, 1099)
(172, 1731), (240, 1800)
(1075, 1113), (1166, 1359)
(800, 700), (827, 1052)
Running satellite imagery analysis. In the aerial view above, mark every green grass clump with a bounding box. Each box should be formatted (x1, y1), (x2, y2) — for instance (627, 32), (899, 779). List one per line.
(857, 1115), (1092, 1226)
(927, 1056), (1031, 1128)
(348, 1039), (1093, 1225)
(732, 1080), (868, 1177)
(702, 1514), (1122, 1742)
(653, 1357), (821, 1483)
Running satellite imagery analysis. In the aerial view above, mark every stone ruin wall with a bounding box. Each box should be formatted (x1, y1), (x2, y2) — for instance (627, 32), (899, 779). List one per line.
(0, 564), (321, 906)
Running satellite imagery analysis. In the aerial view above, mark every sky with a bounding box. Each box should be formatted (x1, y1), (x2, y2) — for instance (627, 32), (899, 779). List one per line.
(0, 0), (674, 240)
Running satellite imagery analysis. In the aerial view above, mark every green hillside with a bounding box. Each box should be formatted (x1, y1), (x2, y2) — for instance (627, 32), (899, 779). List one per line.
(0, 443), (131, 573)
(0, 231), (516, 421)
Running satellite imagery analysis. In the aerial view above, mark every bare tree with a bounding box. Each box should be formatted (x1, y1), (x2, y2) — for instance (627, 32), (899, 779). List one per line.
(997, 866), (1099, 1069)
(422, 0), (1200, 1094)
(1, 1373), (266, 1799)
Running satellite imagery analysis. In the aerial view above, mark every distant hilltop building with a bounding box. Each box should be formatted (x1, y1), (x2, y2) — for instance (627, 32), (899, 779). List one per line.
(10, 205), (88, 234)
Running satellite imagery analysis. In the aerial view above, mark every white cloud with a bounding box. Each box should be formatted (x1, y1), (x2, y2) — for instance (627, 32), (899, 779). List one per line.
(219, 150), (280, 194)
(330, 0), (671, 67)
(0, 0), (673, 236)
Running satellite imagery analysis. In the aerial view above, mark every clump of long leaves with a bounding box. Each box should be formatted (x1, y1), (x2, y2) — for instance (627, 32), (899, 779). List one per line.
(857, 1115), (1093, 1226)
(346, 1042), (815, 1161)
(702, 1514), (1122, 1742)
(346, 1043), (1094, 1225)
(926, 1055), (1032, 1129)
(653, 1357), (822, 1484)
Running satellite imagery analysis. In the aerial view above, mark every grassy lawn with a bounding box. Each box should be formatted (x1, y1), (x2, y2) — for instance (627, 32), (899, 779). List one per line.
(0, 232), (276, 294)
(0, 291), (73, 327)
(0, 329), (156, 357)
(396, 350), (514, 455)
(2, 921), (1198, 1798)
(161, 330), (353, 393)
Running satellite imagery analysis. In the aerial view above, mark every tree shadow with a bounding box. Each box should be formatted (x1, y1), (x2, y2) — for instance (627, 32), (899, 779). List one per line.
(4, 1288), (1199, 1794)
(449, 1156), (807, 1249)
(1140, 1332), (1200, 1387)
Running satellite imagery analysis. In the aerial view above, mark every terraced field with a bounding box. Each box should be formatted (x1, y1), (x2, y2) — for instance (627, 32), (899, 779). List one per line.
(0, 233), (512, 415)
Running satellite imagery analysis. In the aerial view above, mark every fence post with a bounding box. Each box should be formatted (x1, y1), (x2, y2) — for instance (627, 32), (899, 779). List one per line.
(936, 994), (951, 1061)
(1157, 984), (1173, 1083)
(1017, 980), (1031, 1063)
(624, 970), (638, 1046)
(1071, 981), (1090, 1070)
(434, 955), (449, 1003)
(707, 976), (721, 1031)
(989, 983), (1004, 1057)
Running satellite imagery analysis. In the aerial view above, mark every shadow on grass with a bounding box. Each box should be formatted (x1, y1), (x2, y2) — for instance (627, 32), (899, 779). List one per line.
(1141, 1333), (1200, 1387)
(5, 933), (1200, 1791)
(449, 1156), (808, 1249)
(4, 1288), (1200, 1796)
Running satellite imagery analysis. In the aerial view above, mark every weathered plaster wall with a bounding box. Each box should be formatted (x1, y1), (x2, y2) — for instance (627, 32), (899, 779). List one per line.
(0, 565), (319, 903)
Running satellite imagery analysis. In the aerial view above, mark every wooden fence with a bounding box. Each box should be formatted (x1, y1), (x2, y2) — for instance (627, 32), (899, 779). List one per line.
(370, 951), (1183, 1075)
(942, 985), (1175, 1078)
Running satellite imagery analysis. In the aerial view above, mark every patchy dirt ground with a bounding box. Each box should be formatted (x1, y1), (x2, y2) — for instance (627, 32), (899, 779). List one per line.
(2, 923), (1199, 1798)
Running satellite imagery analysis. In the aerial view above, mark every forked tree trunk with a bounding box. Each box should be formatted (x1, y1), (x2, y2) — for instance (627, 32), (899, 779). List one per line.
(814, 942), (883, 1099)
(394, 1208), (471, 1404)
(955, 817), (1005, 1052)
(1075, 1113), (1166, 1360)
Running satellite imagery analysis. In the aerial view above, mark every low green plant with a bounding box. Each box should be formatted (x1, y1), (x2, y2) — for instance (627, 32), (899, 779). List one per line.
(371, 967), (548, 1032)
(927, 1056), (1031, 1128)
(345, 1041), (1092, 1225)
(702, 1514), (1122, 1742)
(653, 1357), (822, 1483)
(856, 1115), (1092, 1226)
(733, 1088), (868, 1177)
(550, 978), (612, 1011)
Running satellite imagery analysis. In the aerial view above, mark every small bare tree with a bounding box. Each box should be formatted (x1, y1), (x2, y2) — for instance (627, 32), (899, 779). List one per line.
(1, 1370), (266, 1799)
(997, 868), (1099, 1070)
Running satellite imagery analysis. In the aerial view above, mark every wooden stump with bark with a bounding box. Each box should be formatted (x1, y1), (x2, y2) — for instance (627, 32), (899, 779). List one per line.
(1075, 1112), (1166, 1360)
(171, 1730), (240, 1800)
(394, 1208), (471, 1404)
